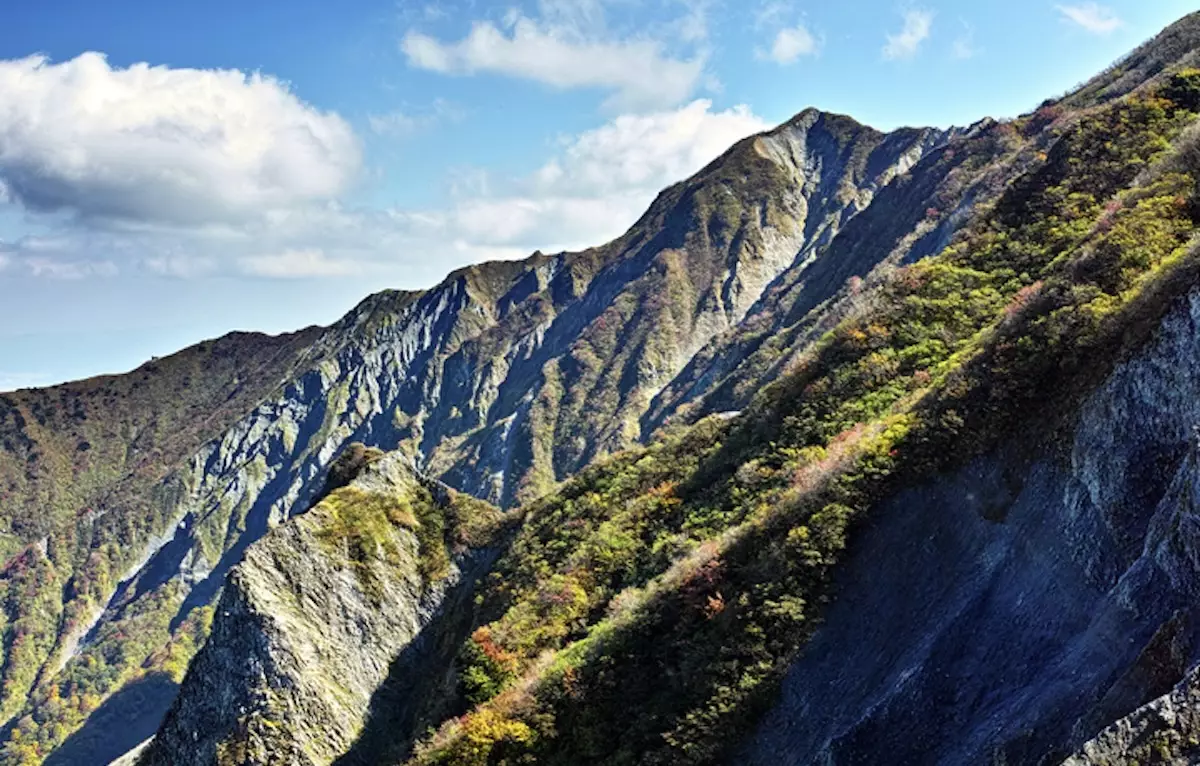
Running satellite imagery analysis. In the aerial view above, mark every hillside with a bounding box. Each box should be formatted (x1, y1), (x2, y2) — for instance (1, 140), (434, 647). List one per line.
(153, 11), (1200, 766)
(0, 99), (964, 763)
(5, 10), (1200, 764)
(0, 328), (326, 756)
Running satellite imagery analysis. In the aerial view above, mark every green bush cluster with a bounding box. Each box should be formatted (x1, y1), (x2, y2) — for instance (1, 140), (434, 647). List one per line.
(0, 330), (322, 762)
(407, 79), (1200, 766)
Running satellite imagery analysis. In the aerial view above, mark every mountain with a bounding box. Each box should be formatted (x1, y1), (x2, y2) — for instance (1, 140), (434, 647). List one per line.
(5, 11), (1200, 764)
(0, 100), (961, 765)
(140, 447), (505, 766)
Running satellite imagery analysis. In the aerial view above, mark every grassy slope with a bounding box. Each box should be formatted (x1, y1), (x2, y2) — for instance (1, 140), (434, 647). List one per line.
(400, 68), (1200, 766)
(0, 327), (323, 760)
(0, 108), (907, 763)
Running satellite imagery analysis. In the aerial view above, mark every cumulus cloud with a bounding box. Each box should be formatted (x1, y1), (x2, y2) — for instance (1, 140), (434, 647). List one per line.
(0, 52), (360, 226)
(883, 10), (934, 60)
(238, 248), (364, 279)
(1056, 3), (1122, 35)
(0, 75), (767, 285)
(536, 100), (767, 199)
(762, 25), (820, 64)
(435, 99), (770, 250)
(401, 15), (706, 110)
(211, 99), (770, 269)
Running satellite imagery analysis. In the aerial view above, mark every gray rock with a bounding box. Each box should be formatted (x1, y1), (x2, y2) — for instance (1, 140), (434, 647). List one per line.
(139, 455), (502, 766)
(740, 290), (1200, 765)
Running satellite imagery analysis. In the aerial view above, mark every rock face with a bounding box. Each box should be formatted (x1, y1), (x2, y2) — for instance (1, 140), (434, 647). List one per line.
(140, 452), (503, 766)
(13, 12), (1200, 759)
(1065, 664), (1200, 765)
(0, 105), (974, 762)
(643, 116), (1008, 429)
(741, 289), (1200, 764)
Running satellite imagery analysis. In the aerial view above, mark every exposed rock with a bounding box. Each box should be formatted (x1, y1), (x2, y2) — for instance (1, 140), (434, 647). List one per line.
(1065, 663), (1200, 765)
(12, 14), (1200, 759)
(4, 103), (962, 762)
(741, 289), (1200, 764)
(138, 454), (503, 766)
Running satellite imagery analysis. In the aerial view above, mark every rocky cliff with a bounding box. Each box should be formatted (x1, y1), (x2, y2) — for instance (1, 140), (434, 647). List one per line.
(9, 11), (1200, 765)
(139, 449), (503, 766)
(741, 287), (1200, 764)
(0, 102), (964, 763)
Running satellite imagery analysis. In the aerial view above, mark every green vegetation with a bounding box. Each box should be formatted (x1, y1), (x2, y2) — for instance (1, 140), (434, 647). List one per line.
(313, 446), (504, 602)
(2, 582), (211, 764)
(4, 34), (1200, 766)
(0, 330), (321, 763)
(405, 73), (1200, 766)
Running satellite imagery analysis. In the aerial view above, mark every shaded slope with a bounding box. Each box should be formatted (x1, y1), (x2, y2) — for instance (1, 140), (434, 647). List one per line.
(139, 450), (504, 766)
(417, 109), (950, 507)
(0, 328), (323, 736)
(0, 107), (949, 763)
(382, 64), (1200, 766)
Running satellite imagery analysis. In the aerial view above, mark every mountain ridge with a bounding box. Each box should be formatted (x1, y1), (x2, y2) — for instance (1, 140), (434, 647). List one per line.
(6, 12), (1200, 762)
(0, 102), (954, 762)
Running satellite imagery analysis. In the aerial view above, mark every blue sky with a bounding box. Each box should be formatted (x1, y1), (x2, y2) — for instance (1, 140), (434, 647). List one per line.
(0, 0), (1194, 389)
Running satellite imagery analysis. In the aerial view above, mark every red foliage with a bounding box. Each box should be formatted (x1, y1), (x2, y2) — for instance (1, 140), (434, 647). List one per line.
(681, 557), (725, 614)
(1003, 280), (1045, 320)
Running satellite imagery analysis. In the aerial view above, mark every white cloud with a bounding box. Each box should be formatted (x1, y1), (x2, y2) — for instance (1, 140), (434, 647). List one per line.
(238, 248), (363, 279)
(952, 22), (979, 59)
(188, 99), (770, 272)
(435, 99), (770, 250)
(368, 98), (464, 138)
(538, 100), (767, 199)
(762, 25), (820, 64)
(0, 52), (360, 226)
(883, 9), (934, 60)
(23, 257), (118, 279)
(401, 16), (706, 110)
(0, 89), (768, 286)
(1056, 3), (1122, 35)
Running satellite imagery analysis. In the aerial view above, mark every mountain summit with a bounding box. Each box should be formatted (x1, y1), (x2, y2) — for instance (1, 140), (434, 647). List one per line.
(4, 11), (1200, 765)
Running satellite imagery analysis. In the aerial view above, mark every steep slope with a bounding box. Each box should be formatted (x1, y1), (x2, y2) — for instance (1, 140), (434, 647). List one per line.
(742, 288), (1200, 764)
(0, 106), (956, 762)
(647, 15), (1200, 438)
(0, 328), (324, 750)
(139, 447), (504, 766)
(417, 110), (950, 507)
(313, 57), (1200, 766)
(641, 115), (1015, 429)
(21, 15), (1200, 763)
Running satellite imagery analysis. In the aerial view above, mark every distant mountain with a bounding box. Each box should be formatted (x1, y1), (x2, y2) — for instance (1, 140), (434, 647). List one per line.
(5, 10), (1200, 765)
